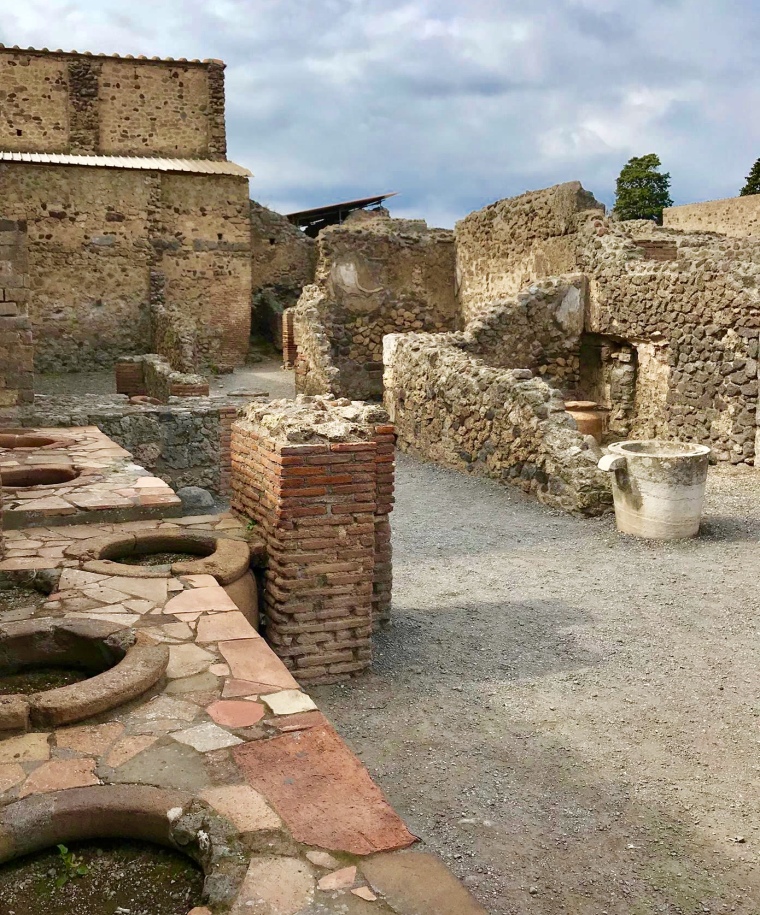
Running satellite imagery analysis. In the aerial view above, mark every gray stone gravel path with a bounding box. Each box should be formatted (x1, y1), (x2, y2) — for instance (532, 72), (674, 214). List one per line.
(313, 452), (760, 915)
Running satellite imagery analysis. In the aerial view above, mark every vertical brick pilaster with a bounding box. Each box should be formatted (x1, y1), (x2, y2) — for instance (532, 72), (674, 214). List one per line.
(218, 405), (236, 497)
(372, 423), (396, 629)
(282, 308), (298, 367)
(206, 61), (227, 160)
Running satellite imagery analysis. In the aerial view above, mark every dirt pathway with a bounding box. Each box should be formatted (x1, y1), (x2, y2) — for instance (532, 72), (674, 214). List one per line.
(313, 453), (760, 915)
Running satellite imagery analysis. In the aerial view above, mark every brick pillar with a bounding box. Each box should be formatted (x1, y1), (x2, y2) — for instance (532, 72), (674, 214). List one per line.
(231, 397), (396, 684)
(218, 405), (236, 497)
(372, 423), (396, 628)
(282, 309), (298, 368)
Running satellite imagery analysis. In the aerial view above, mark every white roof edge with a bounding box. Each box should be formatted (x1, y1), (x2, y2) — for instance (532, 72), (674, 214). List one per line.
(0, 151), (252, 177)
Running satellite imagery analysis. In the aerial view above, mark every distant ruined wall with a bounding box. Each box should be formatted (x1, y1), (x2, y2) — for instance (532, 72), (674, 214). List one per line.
(250, 201), (316, 345)
(0, 47), (226, 158)
(455, 181), (604, 322)
(293, 214), (459, 400)
(0, 163), (251, 371)
(663, 197), (760, 238)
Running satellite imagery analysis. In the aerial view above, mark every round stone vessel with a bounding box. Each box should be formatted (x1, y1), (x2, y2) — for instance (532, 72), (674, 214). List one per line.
(598, 440), (711, 539)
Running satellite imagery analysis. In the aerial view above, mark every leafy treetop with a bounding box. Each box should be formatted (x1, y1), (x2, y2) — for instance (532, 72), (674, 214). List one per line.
(613, 154), (673, 223)
(740, 158), (760, 196)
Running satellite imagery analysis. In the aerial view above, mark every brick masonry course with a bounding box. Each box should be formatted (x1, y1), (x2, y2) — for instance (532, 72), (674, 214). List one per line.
(231, 395), (396, 684)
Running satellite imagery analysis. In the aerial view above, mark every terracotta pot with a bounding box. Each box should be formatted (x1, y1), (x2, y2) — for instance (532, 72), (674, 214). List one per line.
(564, 400), (604, 443)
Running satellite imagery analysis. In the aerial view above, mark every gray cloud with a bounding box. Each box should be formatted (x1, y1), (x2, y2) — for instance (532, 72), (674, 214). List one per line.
(2, 0), (758, 226)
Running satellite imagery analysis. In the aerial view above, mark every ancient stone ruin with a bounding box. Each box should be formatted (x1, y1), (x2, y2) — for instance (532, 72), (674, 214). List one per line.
(2, 33), (760, 915)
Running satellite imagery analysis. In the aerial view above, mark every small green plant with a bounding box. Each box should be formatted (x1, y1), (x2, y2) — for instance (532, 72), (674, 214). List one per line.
(53, 844), (89, 889)
(245, 517), (258, 532)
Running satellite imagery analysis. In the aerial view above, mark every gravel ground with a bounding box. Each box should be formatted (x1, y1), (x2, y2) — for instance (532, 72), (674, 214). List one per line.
(313, 452), (760, 915)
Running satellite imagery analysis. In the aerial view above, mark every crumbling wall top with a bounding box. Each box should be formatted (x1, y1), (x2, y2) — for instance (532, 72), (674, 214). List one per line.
(239, 394), (389, 445)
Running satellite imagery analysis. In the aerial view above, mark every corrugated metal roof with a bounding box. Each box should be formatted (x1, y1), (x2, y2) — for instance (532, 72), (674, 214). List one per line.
(0, 151), (251, 177)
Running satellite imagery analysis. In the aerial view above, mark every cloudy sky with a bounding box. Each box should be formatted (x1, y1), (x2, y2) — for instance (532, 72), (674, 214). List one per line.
(2, 1), (759, 227)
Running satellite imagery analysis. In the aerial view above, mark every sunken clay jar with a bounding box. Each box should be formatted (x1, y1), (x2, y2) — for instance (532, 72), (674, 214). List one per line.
(564, 401), (604, 444)
(598, 440), (711, 540)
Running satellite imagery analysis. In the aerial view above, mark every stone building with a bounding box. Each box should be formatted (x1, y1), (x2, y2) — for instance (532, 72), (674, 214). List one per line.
(0, 46), (252, 372)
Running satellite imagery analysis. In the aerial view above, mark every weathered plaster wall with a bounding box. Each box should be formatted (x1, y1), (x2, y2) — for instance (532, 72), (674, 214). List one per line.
(293, 214), (459, 400)
(0, 163), (251, 371)
(455, 181), (604, 322)
(0, 47), (226, 158)
(383, 333), (609, 515)
(663, 196), (760, 238)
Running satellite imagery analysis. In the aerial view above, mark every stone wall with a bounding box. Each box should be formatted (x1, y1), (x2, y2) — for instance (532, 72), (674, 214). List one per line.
(293, 214), (459, 400)
(0, 219), (34, 408)
(230, 396), (396, 684)
(383, 333), (609, 515)
(0, 163), (251, 371)
(455, 181), (604, 322)
(0, 47), (226, 158)
(458, 275), (586, 390)
(458, 184), (760, 464)
(250, 201), (316, 348)
(663, 196), (760, 238)
(576, 215), (760, 461)
(6, 395), (238, 494)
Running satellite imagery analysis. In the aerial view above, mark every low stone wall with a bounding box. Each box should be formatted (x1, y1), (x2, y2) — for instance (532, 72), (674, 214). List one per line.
(116, 354), (209, 401)
(384, 334), (610, 515)
(4, 395), (237, 495)
(0, 219), (34, 408)
(231, 395), (396, 684)
(663, 196), (760, 237)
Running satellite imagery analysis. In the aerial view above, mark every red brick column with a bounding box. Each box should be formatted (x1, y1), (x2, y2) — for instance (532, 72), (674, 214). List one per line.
(231, 399), (396, 684)
(372, 423), (396, 628)
(282, 309), (298, 368)
(218, 405), (236, 497)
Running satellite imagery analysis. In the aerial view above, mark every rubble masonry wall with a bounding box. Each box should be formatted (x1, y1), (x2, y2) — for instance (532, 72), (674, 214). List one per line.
(0, 47), (226, 158)
(0, 164), (251, 372)
(384, 332), (609, 514)
(456, 184), (760, 464)
(663, 196), (760, 238)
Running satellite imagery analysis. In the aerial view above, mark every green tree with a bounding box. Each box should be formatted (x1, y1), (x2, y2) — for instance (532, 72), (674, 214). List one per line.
(740, 158), (760, 196)
(613, 154), (673, 222)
